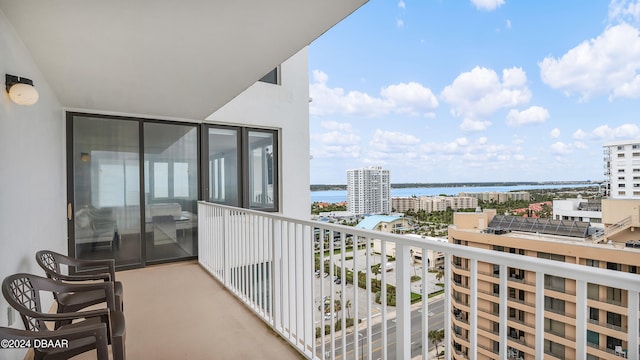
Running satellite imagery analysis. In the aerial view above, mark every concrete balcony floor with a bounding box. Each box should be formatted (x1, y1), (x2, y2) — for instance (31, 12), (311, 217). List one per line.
(70, 261), (303, 360)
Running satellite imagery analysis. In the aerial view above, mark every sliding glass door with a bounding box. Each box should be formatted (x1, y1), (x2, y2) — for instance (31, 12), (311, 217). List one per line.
(68, 114), (199, 268)
(69, 115), (142, 267)
(144, 122), (198, 262)
(68, 114), (278, 269)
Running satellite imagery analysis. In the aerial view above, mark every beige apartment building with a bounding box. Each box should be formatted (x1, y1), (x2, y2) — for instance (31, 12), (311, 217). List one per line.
(460, 191), (531, 203)
(392, 195), (478, 213)
(448, 199), (640, 360)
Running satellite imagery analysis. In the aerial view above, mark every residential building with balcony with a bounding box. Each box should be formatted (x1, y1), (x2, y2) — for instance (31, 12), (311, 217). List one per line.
(347, 166), (391, 215)
(603, 139), (640, 199)
(392, 195), (478, 213)
(448, 205), (640, 360)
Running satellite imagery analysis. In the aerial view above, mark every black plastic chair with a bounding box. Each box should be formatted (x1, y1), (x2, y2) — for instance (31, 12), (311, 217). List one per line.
(35, 250), (124, 313)
(2, 273), (126, 360)
(0, 322), (109, 360)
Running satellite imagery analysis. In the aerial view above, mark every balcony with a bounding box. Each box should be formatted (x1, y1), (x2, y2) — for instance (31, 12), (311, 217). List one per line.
(73, 261), (301, 360)
(76, 202), (639, 359)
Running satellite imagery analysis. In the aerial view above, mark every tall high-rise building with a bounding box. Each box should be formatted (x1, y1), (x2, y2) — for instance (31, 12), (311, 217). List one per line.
(347, 166), (390, 215)
(603, 139), (640, 199)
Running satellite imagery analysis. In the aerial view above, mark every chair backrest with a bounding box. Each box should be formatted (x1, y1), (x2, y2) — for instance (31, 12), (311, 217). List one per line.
(35, 250), (64, 280)
(2, 273), (50, 331)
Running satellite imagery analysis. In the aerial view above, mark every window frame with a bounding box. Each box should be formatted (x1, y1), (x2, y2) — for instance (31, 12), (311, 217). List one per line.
(202, 124), (279, 212)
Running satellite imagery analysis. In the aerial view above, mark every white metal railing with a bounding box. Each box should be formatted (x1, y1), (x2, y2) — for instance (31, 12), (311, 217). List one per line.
(198, 202), (640, 360)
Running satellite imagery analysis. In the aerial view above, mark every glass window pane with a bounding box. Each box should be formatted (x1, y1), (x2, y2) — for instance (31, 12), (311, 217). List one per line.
(208, 127), (239, 205)
(144, 122), (198, 262)
(153, 162), (169, 198)
(173, 162), (189, 197)
(72, 116), (141, 267)
(248, 130), (276, 209)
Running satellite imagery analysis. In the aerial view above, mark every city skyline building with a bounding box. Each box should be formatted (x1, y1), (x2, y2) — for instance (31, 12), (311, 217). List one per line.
(603, 139), (640, 199)
(347, 166), (391, 215)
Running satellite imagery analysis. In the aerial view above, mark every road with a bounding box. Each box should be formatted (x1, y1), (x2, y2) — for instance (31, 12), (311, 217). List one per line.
(318, 297), (445, 360)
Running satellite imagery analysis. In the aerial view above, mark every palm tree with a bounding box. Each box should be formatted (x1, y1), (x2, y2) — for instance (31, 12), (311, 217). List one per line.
(436, 268), (445, 283)
(345, 299), (352, 319)
(428, 329), (444, 359)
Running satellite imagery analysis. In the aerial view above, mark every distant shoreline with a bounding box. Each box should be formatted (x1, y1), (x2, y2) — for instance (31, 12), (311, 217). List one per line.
(310, 180), (599, 192)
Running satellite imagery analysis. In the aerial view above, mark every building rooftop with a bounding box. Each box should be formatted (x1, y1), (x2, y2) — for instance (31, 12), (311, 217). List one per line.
(355, 215), (402, 230)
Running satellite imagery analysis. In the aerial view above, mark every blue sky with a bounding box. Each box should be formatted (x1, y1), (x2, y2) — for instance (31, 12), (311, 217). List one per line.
(308, 0), (640, 184)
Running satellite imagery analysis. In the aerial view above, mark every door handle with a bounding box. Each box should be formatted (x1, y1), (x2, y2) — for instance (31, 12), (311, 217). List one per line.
(67, 203), (72, 221)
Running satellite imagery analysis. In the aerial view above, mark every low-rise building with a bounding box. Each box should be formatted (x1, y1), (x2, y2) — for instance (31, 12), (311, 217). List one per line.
(392, 196), (478, 213)
(460, 191), (531, 203)
(553, 198), (603, 229)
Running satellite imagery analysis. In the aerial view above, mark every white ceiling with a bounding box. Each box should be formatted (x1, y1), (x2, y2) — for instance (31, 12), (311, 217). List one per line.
(0, 0), (367, 120)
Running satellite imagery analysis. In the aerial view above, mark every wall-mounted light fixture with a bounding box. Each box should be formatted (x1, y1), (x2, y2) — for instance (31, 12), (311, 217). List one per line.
(5, 74), (39, 105)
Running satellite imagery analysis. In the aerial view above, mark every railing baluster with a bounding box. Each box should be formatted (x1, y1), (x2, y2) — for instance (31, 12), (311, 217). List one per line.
(196, 202), (640, 360)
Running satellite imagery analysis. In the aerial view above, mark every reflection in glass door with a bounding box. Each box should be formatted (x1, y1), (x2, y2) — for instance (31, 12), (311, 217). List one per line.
(70, 116), (142, 267)
(144, 122), (198, 262)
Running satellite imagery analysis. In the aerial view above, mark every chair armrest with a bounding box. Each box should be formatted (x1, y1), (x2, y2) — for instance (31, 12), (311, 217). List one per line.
(54, 272), (112, 282)
(63, 257), (116, 280)
(32, 308), (110, 322)
(35, 278), (117, 311)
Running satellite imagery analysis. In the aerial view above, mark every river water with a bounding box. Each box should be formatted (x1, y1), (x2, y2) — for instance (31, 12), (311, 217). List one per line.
(311, 183), (599, 203)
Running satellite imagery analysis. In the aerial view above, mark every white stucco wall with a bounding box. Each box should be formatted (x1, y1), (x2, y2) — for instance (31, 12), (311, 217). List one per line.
(206, 48), (311, 220)
(0, 9), (66, 359)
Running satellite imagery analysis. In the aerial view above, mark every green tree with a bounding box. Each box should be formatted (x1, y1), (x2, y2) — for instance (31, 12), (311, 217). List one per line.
(428, 329), (445, 359)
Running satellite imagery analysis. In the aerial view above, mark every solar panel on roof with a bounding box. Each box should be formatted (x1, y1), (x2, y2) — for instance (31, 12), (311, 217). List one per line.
(487, 215), (589, 238)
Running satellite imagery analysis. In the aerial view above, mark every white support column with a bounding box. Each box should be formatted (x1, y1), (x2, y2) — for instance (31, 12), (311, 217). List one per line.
(575, 280), (586, 359)
(469, 259), (477, 360)
(628, 290), (639, 360)
(396, 243), (411, 360)
(499, 264), (508, 359)
(535, 271), (544, 359)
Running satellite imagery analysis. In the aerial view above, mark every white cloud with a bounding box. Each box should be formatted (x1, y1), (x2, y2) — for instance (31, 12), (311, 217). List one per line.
(573, 129), (588, 140)
(550, 128), (561, 138)
(550, 142), (574, 155)
(539, 23), (640, 101)
(363, 129), (421, 162)
(311, 120), (361, 158)
(592, 123), (640, 139)
(459, 118), (492, 131)
(470, 0), (505, 11)
(506, 106), (550, 126)
(418, 136), (524, 169)
(369, 129), (420, 151)
(396, 19), (404, 28)
(313, 131), (360, 146)
(310, 70), (438, 117)
(441, 66), (531, 128)
(380, 82), (439, 116)
(506, 19), (512, 29)
(320, 121), (353, 132)
(609, 0), (640, 25)
(398, 1), (406, 9)
(574, 141), (587, 149)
